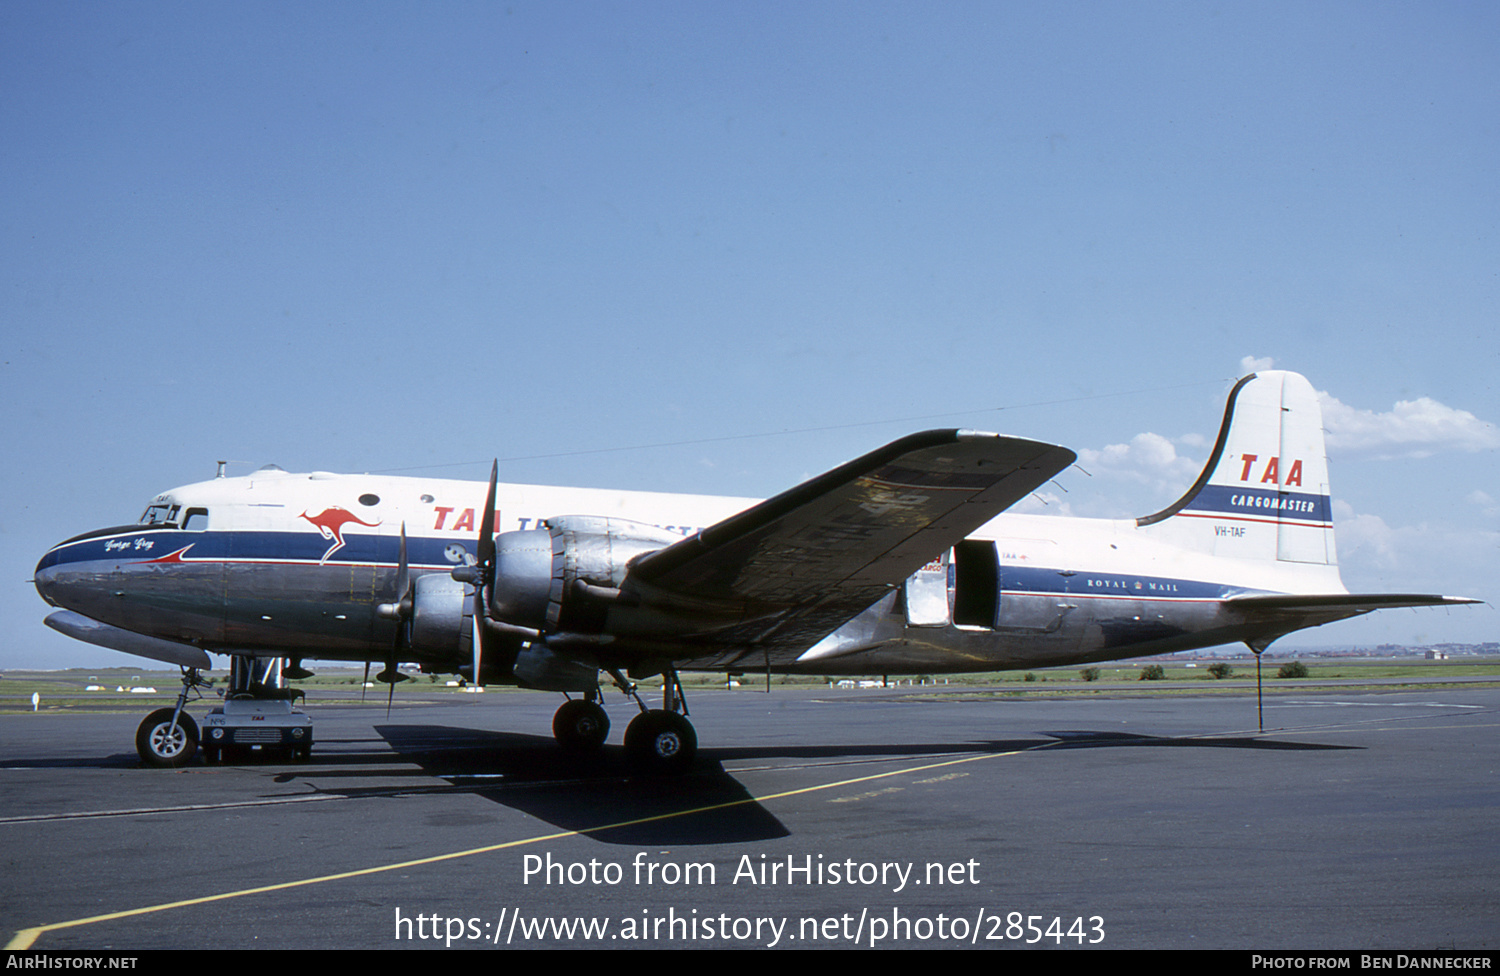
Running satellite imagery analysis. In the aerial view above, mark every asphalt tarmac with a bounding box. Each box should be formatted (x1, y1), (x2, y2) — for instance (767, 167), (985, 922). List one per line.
(2, 684), (1496, 951)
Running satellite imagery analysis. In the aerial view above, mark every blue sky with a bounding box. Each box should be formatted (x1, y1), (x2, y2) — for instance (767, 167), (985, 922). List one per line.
(3, 2), (1495, 669)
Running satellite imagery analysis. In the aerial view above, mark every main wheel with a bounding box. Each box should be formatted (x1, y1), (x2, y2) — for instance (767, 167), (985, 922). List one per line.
(624, 710), (696, 774)
(554, 699), (610, 752)
(136, 709), (199, 768)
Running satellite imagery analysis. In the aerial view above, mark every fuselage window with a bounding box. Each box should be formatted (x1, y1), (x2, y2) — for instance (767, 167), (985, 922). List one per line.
(359, 493), (380, 507)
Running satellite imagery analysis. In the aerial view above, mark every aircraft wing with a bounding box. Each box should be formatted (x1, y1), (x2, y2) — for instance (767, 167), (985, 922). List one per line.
(623, 429), (1075, 662)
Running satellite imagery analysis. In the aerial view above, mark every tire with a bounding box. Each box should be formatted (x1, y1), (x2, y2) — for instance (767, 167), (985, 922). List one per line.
(136, 709), (199, 768)
(624, 710), (696, 774)
(553, 699), (610, 752)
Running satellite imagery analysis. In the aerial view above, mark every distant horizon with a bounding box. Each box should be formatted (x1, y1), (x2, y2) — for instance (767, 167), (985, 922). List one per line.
(6, 640), (1497, 675)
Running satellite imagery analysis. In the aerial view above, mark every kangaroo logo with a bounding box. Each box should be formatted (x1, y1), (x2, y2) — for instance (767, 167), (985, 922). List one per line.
(300, 507), (381, 564)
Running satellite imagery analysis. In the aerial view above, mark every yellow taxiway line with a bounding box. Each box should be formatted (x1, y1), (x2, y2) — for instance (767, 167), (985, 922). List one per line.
(8, 746), (1031, 949)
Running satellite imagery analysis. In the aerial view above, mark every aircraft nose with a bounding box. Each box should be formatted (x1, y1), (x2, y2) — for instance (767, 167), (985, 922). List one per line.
(34, 547), (66, 607)
(34, 539), (104, 614)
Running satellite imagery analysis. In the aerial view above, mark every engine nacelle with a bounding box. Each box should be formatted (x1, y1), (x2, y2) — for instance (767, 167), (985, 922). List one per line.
(512, 641), (600, 692)
(489, 516), (684, 634)
(407, 573), (473, 661)
(488, 528), (554, 627)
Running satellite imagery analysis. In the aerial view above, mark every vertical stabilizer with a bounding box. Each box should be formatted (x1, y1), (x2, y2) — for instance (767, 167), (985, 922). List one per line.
(1137, 371), (1335, 565)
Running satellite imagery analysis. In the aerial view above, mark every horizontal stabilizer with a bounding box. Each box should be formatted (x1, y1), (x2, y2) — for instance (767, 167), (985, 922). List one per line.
(1223, 592), (1482, 647)
(1227, 593), (1481, 612)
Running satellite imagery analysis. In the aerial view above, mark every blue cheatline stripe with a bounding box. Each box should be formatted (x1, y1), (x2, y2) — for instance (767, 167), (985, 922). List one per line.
(46, 531), (1260, 604)
(41, 529), (473, 571)
(1181, 485), (1331, 524)
(962, 564), (1233, 601)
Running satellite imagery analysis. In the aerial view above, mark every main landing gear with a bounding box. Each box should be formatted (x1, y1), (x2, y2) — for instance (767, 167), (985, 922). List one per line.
(550, 667), (697, 774)
(553, 693), (611, 751)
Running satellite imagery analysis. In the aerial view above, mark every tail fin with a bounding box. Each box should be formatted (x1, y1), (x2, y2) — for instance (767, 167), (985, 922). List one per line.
(1138, 370), (1478, 645)
(1137, 371), (1335, 565)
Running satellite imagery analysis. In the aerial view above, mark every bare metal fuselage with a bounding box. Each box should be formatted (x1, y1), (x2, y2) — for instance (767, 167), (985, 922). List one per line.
(33, 478), (1339, 679)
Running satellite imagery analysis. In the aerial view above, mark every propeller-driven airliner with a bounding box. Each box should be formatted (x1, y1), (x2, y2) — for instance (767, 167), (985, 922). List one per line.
(33, 371), (1476, 771)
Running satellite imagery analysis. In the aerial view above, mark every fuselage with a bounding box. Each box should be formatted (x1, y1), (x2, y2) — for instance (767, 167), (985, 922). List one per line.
(33, 464), (1342, 677)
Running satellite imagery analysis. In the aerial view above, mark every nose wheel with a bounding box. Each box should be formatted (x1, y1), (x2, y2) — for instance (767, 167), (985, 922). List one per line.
(137, 708), (199, 767)
(135, 667), (209, 767)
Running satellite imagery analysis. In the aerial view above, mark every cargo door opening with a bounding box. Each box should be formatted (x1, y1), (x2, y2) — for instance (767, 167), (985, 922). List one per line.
(952, 539), (998, 628)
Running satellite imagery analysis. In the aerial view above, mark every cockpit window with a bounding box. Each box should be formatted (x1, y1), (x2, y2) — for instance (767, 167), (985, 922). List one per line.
(182, 508), (209, 531)
(139, 503), (181, 526)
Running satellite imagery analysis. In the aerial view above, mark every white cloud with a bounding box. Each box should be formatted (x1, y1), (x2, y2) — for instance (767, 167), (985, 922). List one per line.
(1011, 489), (1073, 517)
(1071, 432), (1204, 516)
(1239, 355), (1276, 374)
(1467, 490), (1499, 518)
(1320, 392), (1499, 459)
(1079, 432), (1200, 487)
(1331, 499), (1499, 600)
(1329, 500), (1400, 571)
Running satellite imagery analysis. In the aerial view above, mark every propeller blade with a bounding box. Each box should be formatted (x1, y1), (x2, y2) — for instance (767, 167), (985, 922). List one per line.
(471, 611), (483, 691)
(477, 461), (498, 572)
(395, 522), (410, 616)
(384, 521), (413, 718)
(471, 460), (498, 690)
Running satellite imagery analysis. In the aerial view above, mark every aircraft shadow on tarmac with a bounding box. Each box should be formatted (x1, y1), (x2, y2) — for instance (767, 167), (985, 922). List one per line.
(316, 723), (794, 846)
(1035, 730), (1361, 751)
(281, 725), (1198, 845)
(10, 726), (1356, 845)
(283, 724), (1354, 845)
(340, 726), (1076, 845)
(14, 723), (1357, 777)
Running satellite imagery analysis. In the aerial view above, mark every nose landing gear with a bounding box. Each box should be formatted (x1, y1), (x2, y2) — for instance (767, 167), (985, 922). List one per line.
(134, 657), (313, 766)
(135, 667), (209, 767)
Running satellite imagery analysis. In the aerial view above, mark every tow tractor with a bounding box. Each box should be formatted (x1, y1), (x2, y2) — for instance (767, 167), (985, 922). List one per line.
(136, 656), (313, 767)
